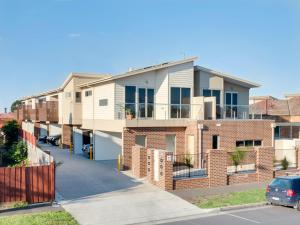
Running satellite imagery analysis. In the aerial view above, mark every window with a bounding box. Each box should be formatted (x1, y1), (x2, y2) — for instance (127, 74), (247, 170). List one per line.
(99, 99), (108, 106)
(85, 90), (92, 97)
(236, 140), (262, 147)
(135, 135), (147, 147)
(212, 135), (220, 149)
(225, 92), (238, 118)
(166, 135), (176, 152)
(170, 87), (191, 118)
(203, 89), (221, 118)
(138, 88), (154, 118)
(125, 86), (136, 118)
(75, 92), (81, 103)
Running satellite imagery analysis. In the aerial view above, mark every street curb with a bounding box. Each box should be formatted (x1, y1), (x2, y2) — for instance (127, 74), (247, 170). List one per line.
(0, 202), (54, 214)
(220, 202), (267, 212)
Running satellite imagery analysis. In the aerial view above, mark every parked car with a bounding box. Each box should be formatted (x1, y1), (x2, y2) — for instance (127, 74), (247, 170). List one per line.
(82, 144), (93, 157)
(266, 176), (300, 210)
(38, 135), (48, 143)
(47, 135), (61, 146)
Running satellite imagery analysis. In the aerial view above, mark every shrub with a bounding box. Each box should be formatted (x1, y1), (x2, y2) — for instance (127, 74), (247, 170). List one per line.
(281, 157), (289, 170)
(230, 148), (246, 173)
(2, 120), (20, 148)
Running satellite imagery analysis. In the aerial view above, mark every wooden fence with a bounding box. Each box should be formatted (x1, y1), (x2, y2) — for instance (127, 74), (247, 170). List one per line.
(0, 163), (55, 204)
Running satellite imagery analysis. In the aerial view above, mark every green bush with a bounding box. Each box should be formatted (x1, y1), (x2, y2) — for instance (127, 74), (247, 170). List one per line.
(230, 148), (246, 173)
(2, 120), (20, 148)
(281, 157), (289, 170)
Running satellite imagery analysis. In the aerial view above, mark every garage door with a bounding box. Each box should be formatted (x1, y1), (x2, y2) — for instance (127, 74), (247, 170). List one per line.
(49, 124), (62, 136)
(40, 124), (48, 137)
(94, 131), (122, 160)
(73, 128), (83, 155)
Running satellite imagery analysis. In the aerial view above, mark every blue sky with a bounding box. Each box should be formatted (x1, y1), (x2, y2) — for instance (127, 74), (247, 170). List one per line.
(0, 0), (299, 112)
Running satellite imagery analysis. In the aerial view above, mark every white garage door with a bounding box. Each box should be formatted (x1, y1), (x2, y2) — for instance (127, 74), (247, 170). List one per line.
(49, 124), (62, 136)
(94, 131), (122, 160)
(40, 124), (48, 137)
(73, 128), (83, 155)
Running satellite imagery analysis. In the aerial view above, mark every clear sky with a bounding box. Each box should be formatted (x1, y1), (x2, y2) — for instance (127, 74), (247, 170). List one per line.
(0, 0), (299, 113)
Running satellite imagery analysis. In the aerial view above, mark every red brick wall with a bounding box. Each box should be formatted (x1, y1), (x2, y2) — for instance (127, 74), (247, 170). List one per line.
(199, 120), (273, 153)
(228, 173), (258, 185)
(62, 125), (72, 148)
(257, 147), (274, 182)
(173, 177), (209, 190)
(208, 149), (227, 187)
(123, 127), (186, 169)
(274, 169), (300, 177)
(132, 146), (147, 178)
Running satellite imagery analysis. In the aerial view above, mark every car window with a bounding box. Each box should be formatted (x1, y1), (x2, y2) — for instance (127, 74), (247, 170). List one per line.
(270, 178), (292, 189)
(292, 179), (300, 191)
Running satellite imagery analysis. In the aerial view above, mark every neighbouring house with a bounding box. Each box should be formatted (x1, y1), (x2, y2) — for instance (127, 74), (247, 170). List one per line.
(0, 113), (15, 129)
(14, 73), (110, 149)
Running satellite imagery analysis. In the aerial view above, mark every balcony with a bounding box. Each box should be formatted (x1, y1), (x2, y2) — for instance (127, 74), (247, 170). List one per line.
(27, 105), (39, 121)
(38, 101), (58, 122)
(116, 103), (263, 121)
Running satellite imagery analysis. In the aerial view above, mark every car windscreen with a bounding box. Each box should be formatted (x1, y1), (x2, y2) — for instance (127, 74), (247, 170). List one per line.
(270, 178), (292, 189)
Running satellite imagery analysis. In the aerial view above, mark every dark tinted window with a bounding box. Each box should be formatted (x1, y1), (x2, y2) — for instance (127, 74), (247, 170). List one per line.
(232, 93), (238, 105)
(203, 89), (211, 97)
(245, 140), (254, 147)
(171, 87), (180, 104)
(212, 90), (221, 105)
(236, 141), (244, 147)
(226, 93), (231, 105)
(148, 89), (154, 104)
(125, 86), (136, 103)
(254, 140), (262, 146)
(270, 178), (292, 189)
(181, 88), (190, 104)
(138, 88), (145, 103)
(212, 135), (219, 149)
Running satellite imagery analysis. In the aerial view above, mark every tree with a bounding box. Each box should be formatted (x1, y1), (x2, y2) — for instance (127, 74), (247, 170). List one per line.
(230, 148), (246, 173)
(2, 120), (20, 148)
(10, 100), (22, 112)
(7, 141), (28, 166)
(281, 157), (289, 170)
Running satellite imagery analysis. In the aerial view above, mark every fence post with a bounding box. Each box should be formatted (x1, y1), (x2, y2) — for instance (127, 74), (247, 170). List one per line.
(256, 147), (274, 182)
(208, 149), (227, 187)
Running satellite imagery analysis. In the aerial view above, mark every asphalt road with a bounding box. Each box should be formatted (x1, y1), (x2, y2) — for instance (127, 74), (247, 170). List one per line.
(158, 205), (300, 225)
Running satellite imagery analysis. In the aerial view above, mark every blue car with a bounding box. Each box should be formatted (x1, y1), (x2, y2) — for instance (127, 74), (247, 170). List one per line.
(266, 176), (300, 210)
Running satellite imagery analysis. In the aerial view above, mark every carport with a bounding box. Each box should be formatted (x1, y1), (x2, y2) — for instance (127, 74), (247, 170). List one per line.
(73, 128), (92, 155)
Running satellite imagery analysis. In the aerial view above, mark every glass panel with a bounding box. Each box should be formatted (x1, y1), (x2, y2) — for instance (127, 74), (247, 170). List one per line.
(125, 103), (136, 118)
(171, 105), (180, 118)
(138, 103), (146, 118)
(245, 140), (254, 147)
(232, 93), (238, 105)
(226, 93), (232, 105)
(125, 86), (136, 103)
(236, 141), (245, 147)
(181, 88), (191, 104)
(147, 104), (154, 118)
(181, 105), (190, 118)
(147, 89), (154, 104)
(212, 135), (219, 149)
(225, 105), (232, 118)
(212, 90), (220, 105)
(138, 88), (145, 103)
(135, 135), (146, 147)
(216, 105), (221, 119)
(166, 135), (176, 152)
(171, 88), (180, 104)
(203, 89), (211, 97)
(254, 140), (262, 146)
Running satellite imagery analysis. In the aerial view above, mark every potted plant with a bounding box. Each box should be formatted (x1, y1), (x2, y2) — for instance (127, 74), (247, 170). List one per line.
(230, 148), (246, 173)
(125, 108), (134, 120)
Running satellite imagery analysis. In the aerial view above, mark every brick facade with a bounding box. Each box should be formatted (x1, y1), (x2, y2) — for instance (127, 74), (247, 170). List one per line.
(123, 127), (186, 169)
(131, 146), (147, 178)
(62, 125), (73, 148)
(208, 149), (228, 187)
(256, 147), (274, 182)
(173, 177), (209, 190)
(199, 120), (274, 153)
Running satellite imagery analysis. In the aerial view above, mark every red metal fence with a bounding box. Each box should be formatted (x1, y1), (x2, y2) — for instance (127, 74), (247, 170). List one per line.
(0, 163), (55, 204)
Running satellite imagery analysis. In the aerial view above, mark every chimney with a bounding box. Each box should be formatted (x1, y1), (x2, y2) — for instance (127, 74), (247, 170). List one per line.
(4, 108), (7, 114)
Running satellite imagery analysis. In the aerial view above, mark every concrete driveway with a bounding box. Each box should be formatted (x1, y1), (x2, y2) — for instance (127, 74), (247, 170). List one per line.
(42, 144), (207, 225)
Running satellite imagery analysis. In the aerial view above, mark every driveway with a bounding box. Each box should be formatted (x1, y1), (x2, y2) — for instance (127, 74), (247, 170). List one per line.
(42, 144), (208, 225)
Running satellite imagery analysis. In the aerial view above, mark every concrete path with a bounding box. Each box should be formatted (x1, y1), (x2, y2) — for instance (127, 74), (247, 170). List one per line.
(41, 144), (208, 225)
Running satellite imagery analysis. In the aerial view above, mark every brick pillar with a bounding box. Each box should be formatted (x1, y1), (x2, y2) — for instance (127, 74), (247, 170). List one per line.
(257, 147), (274, 182)
(62, 125), (72, 148)
(34, 123), (40, 139)
(132, 146), (147, 178)
(208, 149), (227, 188)
(146, 149), (173, 191)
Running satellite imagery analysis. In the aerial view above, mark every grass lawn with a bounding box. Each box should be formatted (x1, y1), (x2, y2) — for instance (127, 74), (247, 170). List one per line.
(0, 211), (79, 225)
(195, 188), (266, 209)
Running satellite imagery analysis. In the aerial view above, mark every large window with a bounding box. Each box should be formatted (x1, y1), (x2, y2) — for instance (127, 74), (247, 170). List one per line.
(135, 135), (147, 147)
(125, 86), (136, 118)
(138, 88), (154, 118)
(75, 92), (81, 103)
(225, 92), (238, 118)
(203, 89), (221, 118)
(85, 90), (92, 97)
(170, 87), (191, 118)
